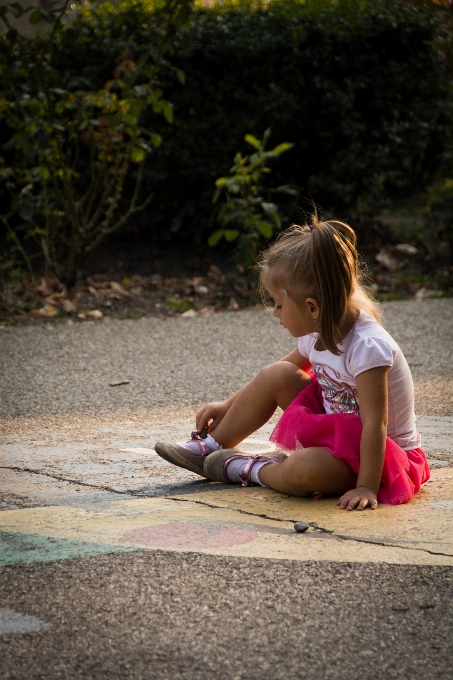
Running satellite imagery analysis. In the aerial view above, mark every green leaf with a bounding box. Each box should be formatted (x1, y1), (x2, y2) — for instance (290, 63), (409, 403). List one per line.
(19, 202), (34, 222)
(256, 221), (274, 239)
(271, 142), (294, 156)
(131, 147), (146, 163)
(244, 134), (261, 150)
(208, 229), (225, 247)
(175, 68), (186, 85)
(224, 229), (239, 242)
(162, 101), (174, 124)
(29, 10), (43, 24)
(261, 202), (277, 214)
(225, 180), (240, 194)
(215, 177), (228, 188)
(220, 210), (245, 226)
(272, 212), (281, 229)
(150, 132), (162, 147)
(275, 185), (298, 196)
(134, 85), (148, 97)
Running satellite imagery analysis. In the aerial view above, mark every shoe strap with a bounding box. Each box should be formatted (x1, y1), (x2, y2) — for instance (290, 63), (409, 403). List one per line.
(190, 431), (210, 457)
(223, 455), (253, 483)
(239, 454), (264, 487)
(223, 454), (268, 487)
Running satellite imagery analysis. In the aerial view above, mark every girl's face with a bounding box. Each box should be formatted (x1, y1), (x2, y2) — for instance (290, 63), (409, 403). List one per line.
(268, 287), (319, 338)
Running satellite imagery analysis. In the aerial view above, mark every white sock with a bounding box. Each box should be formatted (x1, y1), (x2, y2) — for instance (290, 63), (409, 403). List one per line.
(181, 433), (221, 454)
(226, 458), (271, 487)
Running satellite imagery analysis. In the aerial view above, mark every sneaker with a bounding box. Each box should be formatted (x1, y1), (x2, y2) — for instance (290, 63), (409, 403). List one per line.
(154, 431), (214, 476)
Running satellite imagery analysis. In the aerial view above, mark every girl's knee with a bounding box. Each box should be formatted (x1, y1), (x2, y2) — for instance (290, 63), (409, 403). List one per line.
(279, 450), (314, 492)
(257, 361), (311, 386)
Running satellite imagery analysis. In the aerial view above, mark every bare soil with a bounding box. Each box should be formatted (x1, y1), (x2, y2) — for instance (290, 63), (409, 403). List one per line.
(1, 235), (451, 326)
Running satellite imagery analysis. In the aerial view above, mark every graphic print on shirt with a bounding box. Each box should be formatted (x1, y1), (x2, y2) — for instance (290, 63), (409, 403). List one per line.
(313, 364), (360, 415)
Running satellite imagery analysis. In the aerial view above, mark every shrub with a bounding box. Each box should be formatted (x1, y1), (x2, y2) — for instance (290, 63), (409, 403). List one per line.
(0, 0), (449, 280)
(209, 129), (295, 264)
(0, 0), (191, 283)
(147, 0), (446, 243)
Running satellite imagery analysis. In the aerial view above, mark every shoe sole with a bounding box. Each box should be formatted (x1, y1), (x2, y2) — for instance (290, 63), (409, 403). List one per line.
(154, 441), (206, 477)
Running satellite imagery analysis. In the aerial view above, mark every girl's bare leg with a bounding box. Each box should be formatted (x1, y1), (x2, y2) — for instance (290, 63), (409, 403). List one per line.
(211, 361), (311, 449)
(260, 447), (358, 496)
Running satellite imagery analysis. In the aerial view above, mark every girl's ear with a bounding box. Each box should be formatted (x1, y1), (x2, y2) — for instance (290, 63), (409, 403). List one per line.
(305, 297), (320, 321)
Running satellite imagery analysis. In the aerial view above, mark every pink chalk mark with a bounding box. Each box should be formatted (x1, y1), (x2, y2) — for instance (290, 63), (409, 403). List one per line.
(123, 523), (257, 549)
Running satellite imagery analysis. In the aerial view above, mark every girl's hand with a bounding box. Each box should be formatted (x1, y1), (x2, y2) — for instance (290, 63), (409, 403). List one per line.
(195, 400), (231, 434)
(337, 487), (378, 511)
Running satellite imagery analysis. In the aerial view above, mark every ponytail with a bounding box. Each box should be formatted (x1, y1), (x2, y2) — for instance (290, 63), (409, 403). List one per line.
(310, 218), (358, 354)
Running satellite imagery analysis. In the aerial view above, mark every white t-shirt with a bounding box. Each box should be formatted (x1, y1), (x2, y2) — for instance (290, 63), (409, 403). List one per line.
(297, 310), (421, 451)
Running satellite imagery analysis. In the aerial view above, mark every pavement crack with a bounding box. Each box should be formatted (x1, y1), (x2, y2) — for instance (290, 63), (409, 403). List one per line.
(168, 497), (452, 558)
(0, 465), (128, 496)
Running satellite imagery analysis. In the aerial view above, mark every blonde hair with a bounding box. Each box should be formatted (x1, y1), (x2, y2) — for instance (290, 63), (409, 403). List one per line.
(259, 215), (381, 355)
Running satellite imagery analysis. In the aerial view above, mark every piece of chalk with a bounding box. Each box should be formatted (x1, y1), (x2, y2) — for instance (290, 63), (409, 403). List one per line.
(294, 522), (309, 533)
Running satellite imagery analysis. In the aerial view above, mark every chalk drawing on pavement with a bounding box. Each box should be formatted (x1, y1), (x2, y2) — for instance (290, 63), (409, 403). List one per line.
(0, 608), (51, 635)
(123, 523), (257, 549)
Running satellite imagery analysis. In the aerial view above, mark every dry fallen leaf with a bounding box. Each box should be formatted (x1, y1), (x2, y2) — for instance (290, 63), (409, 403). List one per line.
(86, 309), (103, 319)
(28, 304), (59, 318)
(110, 281), (131, 296)
(35, 278), (54, 297)
(62, 299), (77, 314)
(43, 292), (67, 304)
(228, 297), (240, 311)
(415, 287), (443, 299)
(395, 243), (418, 256)
(375, 250), (399, 271)
(194, 285), (209, 296)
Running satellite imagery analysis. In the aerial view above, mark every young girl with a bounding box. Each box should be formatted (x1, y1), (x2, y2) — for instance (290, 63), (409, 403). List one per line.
(155, 218), (430, 509)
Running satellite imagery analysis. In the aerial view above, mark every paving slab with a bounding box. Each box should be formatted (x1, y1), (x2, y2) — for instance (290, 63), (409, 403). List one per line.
(1, 413), (452, 514)
(0, 468), (451, 567)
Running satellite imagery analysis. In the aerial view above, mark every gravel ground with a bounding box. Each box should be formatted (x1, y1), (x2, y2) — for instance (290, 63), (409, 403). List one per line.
(0, 552), (452, 680)
(1, 298), (452, 422)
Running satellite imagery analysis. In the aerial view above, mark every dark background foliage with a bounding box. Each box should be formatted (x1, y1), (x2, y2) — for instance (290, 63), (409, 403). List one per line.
(151, 2), (446, 244)
(0, 0), (449, 258)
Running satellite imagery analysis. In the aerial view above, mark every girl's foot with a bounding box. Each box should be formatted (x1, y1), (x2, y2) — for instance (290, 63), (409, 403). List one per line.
(154, 431), (221, 476)
(204, 450), (288, 486)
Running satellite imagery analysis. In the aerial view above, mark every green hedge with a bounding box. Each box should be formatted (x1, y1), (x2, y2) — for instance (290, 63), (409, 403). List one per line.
(0, 0), (448, 254)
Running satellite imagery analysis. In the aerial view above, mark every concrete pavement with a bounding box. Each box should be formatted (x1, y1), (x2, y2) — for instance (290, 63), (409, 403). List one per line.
(1, 298), (452, 678)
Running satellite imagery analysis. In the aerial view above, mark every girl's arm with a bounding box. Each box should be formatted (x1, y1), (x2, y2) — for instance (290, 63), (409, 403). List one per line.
(195, 348), (310, 433)
(337, 365), (389, 511)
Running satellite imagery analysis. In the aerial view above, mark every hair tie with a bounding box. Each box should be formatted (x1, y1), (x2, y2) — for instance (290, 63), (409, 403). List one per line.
(308, 225), (314, 233)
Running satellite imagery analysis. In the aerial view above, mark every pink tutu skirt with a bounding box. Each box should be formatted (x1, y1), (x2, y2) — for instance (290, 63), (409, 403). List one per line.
(270, 376), (430, 505)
